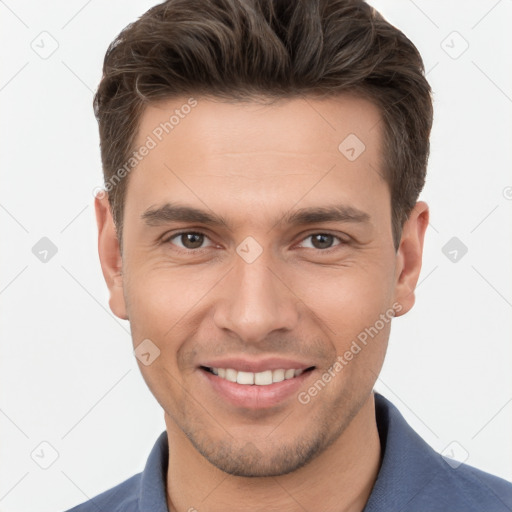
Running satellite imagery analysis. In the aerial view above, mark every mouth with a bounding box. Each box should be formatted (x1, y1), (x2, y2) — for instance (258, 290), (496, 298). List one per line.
(200, 366), (315, 385)
(198, 362), (316, 409)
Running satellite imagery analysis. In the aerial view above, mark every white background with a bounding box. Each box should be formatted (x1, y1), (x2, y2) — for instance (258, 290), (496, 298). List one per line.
(0, 1), (511, 511)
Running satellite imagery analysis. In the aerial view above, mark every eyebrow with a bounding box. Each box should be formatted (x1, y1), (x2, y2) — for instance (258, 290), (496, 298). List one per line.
(140, 202), (371, 230)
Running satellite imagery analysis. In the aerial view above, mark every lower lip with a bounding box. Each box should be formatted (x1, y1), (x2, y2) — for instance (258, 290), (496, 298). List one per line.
(200, 368), (314, 409)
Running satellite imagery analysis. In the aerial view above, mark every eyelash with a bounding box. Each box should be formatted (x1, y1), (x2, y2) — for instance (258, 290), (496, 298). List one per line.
(161, 230), (350, 254)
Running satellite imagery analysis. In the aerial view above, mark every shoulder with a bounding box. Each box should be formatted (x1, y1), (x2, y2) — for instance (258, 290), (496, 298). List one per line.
(368, 392), (512, 511)
(62, 430), (169, 512)
(420, 458), (512, 511)
(63, 472), (142, 512)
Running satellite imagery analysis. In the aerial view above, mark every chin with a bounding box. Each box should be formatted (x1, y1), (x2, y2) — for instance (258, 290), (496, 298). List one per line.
(187, 430), (330, 477)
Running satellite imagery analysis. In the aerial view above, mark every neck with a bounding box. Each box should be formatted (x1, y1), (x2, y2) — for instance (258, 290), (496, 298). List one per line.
(165, 392), (381, 512)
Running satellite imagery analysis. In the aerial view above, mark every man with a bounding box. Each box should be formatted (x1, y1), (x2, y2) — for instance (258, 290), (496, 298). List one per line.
(66, 0), (512, 510)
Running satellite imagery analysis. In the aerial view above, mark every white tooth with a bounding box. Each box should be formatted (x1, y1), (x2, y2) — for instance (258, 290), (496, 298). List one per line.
(211, 367), (218, 375)
(225, 368), (237, 383)
(217, 368), (226, 378)
(237, 371), (254, 385)
(254, 370), (273, 385)
(272, 369), (285, 383)
(284, 369), (295, 380)
(294, 369), (304, 377)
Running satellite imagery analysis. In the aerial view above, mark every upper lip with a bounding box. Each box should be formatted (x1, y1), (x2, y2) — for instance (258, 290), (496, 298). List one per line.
(200, 357), (314, 373)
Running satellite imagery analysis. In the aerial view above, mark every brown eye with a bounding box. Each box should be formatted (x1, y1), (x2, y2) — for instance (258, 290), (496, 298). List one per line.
(180, 232), (204, 249)
(165, 231), (213, 251)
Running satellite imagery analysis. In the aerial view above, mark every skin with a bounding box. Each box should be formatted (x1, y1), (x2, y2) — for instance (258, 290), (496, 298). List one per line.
(96, 94), (429, 512)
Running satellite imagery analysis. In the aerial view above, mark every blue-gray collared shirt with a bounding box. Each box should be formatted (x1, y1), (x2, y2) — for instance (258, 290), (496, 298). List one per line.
(64, 392), (512, 511)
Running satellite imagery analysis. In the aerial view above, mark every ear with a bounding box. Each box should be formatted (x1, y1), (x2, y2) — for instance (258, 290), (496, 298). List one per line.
(95, 191), (128, 320)
(393, 201), (429, 317)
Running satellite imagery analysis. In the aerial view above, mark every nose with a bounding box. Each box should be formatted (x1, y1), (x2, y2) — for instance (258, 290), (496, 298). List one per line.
(213, 249), (300, 344)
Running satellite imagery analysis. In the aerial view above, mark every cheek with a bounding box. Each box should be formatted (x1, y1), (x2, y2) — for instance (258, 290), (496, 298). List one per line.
(123, 268), (199, 413)
(124, 263), (210, 337)
(293, 263), (395, 385)
(296, 262), (395, 333)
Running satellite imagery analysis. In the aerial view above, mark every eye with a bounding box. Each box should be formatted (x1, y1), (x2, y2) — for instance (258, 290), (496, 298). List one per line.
(297, 233), (347, 250)
(164, 231), (214, 251)
(162, 231), (349, 253)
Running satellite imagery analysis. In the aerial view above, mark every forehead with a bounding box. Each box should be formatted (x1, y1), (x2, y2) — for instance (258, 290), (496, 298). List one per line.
(136, 93), (382, 161)
(124, 94), (386, 227)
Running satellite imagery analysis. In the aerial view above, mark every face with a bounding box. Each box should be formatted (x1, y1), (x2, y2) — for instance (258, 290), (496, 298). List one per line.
(97, 94), (428, 477)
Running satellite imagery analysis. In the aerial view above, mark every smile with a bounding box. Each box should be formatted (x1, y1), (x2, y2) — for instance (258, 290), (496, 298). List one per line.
(202, 366), (314, 385)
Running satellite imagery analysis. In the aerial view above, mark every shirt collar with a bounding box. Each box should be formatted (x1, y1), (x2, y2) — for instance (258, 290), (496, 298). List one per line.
(362, 392), (440, 511)
(138, 429), (169, 511)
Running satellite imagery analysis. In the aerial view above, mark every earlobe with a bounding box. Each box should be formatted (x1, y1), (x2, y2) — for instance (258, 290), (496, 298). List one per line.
(95, 191), (129, 320)
(393, 201), (429, 317)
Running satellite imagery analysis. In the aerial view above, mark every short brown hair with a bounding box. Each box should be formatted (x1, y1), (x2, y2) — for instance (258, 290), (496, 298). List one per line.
(93, 0), (433, 250)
